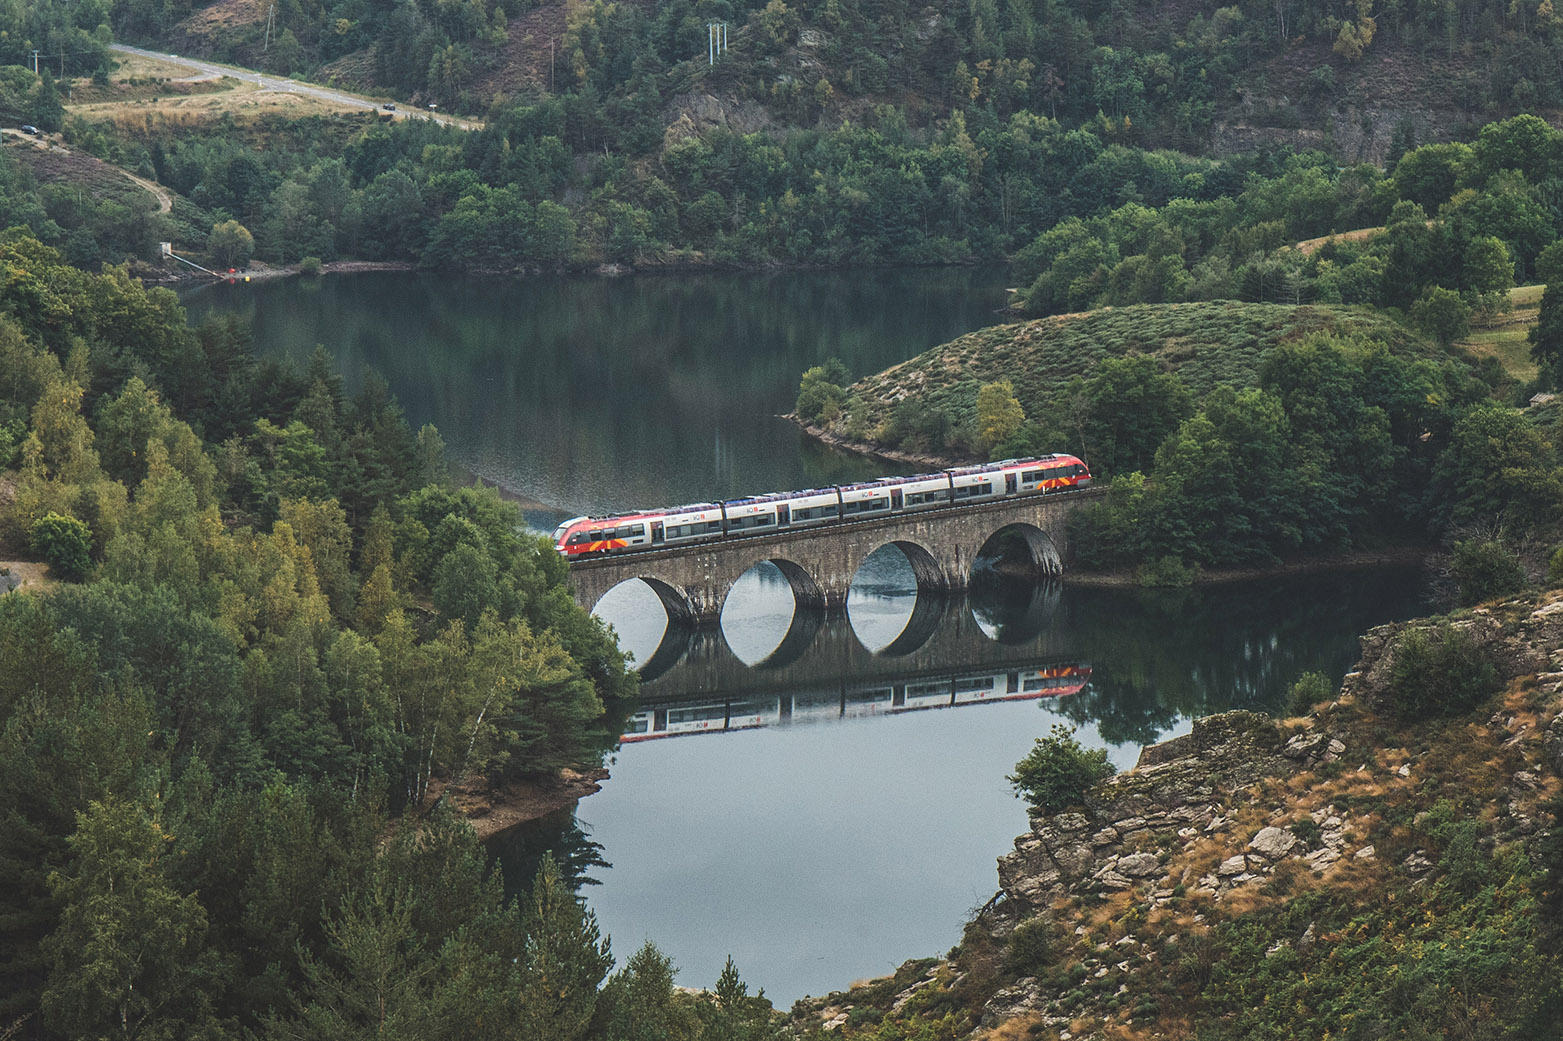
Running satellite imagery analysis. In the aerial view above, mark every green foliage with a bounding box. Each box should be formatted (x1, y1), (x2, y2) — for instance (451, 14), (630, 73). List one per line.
(1003, 916), (1061, 977)
(209, 219), (255, 269)
(1410, 286), (1470, 348)
(976, 379), (1025, 455)
(1385, 622), (1503, 720)
(29, 510), (92, 580)
(1286, 671), (1333, 716)
(0, 239), (640, 1040)
(1008, 723), (1116, 814)
(1449, 538), (1527, 605)
(796, 360), (849, 426)
(1135, 555), (1198, 588)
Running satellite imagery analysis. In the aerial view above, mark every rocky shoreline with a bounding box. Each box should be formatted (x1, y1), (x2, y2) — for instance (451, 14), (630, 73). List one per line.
(791, 591), (1563, 1037)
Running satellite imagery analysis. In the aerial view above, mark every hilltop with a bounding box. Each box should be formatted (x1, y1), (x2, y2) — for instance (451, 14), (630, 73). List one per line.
(788, 591), (1563, 1039)
(800, 301), (1451, 460)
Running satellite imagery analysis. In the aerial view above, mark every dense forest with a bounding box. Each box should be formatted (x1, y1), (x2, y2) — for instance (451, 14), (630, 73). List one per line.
(0, 237), (793, 1040)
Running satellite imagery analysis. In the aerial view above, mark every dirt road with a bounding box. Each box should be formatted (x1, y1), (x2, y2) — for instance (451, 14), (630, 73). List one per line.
(108, 43), (482, 131)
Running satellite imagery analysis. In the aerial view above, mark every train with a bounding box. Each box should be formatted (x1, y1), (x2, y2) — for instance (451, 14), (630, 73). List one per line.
(619, 664), (1093, 742)
(552, 454), (1092, 558)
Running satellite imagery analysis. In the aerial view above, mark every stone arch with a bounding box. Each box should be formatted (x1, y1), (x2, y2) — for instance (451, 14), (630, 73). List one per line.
(586, 575), (695, 628)
(882, 538), (954, 596)
(761, 557), (827, 612)
(749, 608), (824, 670)
(976, 522), (1062, 578)
(872, 588), (950, 657)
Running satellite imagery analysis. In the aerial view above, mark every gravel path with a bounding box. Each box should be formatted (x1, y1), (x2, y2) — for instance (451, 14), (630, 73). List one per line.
(108, 44), (482, 131)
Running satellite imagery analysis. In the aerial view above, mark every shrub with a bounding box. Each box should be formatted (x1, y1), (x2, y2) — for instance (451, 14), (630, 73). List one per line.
(1547, 544), (1563, 585)
(795, 361), (847, 425)
(299, 255), (323, 276)
(1136, 555), (1197, 588)
(1385, 622), (1503, 719)
(1003, 916), (1061, 976)
(1009, 723), (1116, 813)
(30, 512), (92, 580)
(1449, 538), (1526, 605)
(1291, 817), (1323, 849)
(1286, 671), (1333, 715)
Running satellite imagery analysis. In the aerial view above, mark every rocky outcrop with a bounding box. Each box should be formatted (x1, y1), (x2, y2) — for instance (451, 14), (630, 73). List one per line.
(1341, 597), (1563, 715)
(992, 710), (1353, 927)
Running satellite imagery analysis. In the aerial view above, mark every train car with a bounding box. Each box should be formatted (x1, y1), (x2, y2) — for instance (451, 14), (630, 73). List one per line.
(951, 672), (1011, 704)
(897, 473), (955, 511)
(776, 488), (841, 527)
(842, 686), (896, 717)
(838, 478), (899, 517)
(1018, 664), (1092, 697)
(722, 496), (785, 535)
(948, 468), (1005, 502)
(898, 679), (956, 711)
(1002, 455), (1093, 494)
(553, 512), (659, 558)
(658, 503), (727, 546)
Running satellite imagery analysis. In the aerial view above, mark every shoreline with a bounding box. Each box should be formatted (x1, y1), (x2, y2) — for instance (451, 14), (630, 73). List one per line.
(423, 766), (610, 841)
(1061, 545), (1431, 588)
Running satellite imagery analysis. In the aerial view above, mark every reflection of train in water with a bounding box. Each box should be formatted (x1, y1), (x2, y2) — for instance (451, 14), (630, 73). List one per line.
(553, 455), (1092, 558)
(620, 663), (1091, 742)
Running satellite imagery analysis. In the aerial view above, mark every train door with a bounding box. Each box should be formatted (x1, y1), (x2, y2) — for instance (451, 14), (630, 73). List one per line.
(891, 488), (903, 511)
(777, 505), (790, 527)
(651, 521), (664, 545)
(1005, 473), (1017, 495)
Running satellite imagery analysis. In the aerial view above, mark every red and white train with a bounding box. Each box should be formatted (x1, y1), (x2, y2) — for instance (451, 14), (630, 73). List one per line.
(553, 454), (1092, 558)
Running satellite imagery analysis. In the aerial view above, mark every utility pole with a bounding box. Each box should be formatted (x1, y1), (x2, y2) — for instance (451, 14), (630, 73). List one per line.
(30, 50), (40, 76)
(707, 22), (727, 64)
(263, 4), (276, 51)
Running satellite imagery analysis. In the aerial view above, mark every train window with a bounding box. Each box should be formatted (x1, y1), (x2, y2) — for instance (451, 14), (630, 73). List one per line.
(568, 533), (587, 545)
(617, 525), (643, 539)
(1023, 470), (1042, 482)
(588, 530), (605, 541)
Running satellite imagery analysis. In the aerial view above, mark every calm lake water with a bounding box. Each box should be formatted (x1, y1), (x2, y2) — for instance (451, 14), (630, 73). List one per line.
(184, 270), (1436, 1007)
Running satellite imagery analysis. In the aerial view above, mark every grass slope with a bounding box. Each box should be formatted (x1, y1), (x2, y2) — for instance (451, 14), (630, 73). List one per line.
(842, 301), (1447, 435)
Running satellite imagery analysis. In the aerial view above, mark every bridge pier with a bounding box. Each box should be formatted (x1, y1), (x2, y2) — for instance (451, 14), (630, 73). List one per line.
(567, 489), (1100, 627)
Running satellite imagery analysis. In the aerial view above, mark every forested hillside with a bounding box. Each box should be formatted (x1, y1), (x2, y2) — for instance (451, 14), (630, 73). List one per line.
(0, 236), (791, 1041)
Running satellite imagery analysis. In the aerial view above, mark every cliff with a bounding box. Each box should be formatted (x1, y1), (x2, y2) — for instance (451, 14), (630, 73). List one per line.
(790, 593), (1563, 1039)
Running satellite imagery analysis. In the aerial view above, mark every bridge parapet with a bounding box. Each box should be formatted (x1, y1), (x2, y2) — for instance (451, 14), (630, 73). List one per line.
(568, 488), (1103, 626)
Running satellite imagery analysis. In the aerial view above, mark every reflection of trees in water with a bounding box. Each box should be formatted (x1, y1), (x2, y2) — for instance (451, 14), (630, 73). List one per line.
(488, 807), (611, 900)
(1054, 567), (1429, 747)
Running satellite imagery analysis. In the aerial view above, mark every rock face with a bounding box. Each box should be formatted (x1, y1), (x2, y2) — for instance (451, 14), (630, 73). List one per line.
(1340, 599), (1563, 716)
(993, 710), (1348, 924)
(969, 592), (1563, 1036)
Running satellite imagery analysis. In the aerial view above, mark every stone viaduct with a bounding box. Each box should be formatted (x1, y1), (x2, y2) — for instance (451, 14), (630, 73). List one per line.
(567, 488), (1104, 627)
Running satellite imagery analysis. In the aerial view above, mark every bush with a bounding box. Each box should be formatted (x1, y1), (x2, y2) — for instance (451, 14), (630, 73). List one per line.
(299, 255), (323, 276)
(1290, 817), (1323, 848)
(30, 512), (92, 580)
(1450, 538), (1526, 605)
(1385, 622), (1503, 719)
(1547, 544), (1563, 585)
(1009, 723), (1116, 813)
(1136, 555), (1198, 588)
(1286, 671), (1333, 715)
(1004, 916), (1062, 977)
(795, 360), (848, 425)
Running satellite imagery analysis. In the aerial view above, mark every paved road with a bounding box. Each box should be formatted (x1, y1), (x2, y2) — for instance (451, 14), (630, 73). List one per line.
(108, 43), (481, 131)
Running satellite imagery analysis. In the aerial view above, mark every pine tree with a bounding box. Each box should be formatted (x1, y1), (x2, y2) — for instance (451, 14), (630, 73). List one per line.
(517, 853), (612, 1041)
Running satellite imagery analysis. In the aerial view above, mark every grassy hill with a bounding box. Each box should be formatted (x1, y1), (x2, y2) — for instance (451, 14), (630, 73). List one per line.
(821, 301), (1450, 453)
